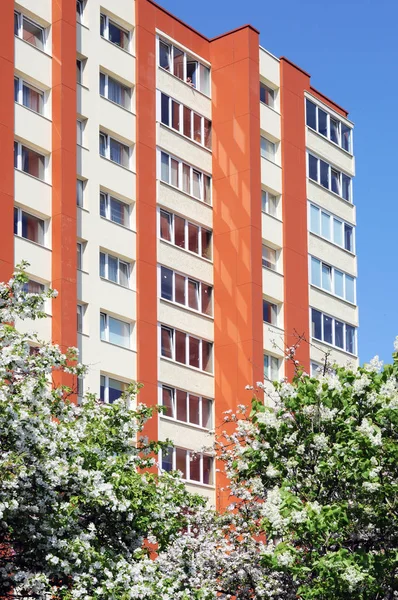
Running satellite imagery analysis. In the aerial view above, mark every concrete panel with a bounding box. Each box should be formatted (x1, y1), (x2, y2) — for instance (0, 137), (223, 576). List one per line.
(262, 268), (284, 302)
(310, 287), (358, 326)
(308, 234), (357, 276)
(260, 103), (281, 140)
(259, 47), (280, 87)
(14, 237), (51, 282)
(307, 180), (356, 225)
(306, 129), (354, 176)
(15, 170), (52, 217)
(15, 38), (51, 89)
(158, 240), (213, 283)
(261, 157), (282, 193)
(263, 322), (285, 356)
(158, 300), (213, 341)
(157, 181), (213, 228)
(157, 68), (211, 119)
(159, 358), (214, 398)
(158, 124), (211, 173)
(15, 103), (51, 152)
(262, 212), (283, 247)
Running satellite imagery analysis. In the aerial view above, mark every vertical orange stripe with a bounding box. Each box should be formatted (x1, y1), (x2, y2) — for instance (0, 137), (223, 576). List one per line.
(52, 0), (77, 385)
(280, 59), (310, 378)
(0, 2), (14, 282)
(211, 27), (263, 510)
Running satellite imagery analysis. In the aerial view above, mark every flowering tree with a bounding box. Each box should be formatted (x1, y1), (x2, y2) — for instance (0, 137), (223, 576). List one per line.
(0, 265), (204, 599)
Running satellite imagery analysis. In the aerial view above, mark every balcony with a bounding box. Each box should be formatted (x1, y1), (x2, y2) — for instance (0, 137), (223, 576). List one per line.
(157, 181), (213, 229)
(158, 239), (213, 284)
(157, 124), (211, 174)
(306, 128), (355, 176)
(158, 300), (213, 341)
(159, 358), (214, 399)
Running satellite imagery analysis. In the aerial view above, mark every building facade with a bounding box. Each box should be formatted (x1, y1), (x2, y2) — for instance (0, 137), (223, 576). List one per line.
(1, 0), (358, 507)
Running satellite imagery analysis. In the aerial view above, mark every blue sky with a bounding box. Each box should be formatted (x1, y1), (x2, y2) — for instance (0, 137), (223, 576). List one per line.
(157, 0), (398, 365)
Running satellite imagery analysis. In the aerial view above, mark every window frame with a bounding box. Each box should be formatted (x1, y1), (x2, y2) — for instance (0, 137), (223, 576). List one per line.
(157, 38), (211, 97)
(263, 354), (280, 381)
(263, 299), (278, 326)
(260, 82), (275, 109)
(261, 189), (279, 218)
(99, 132), (131, 169)
(158, 91), (212, 150)
(160, 325), (213, 374)
(100, 374), (129, 404)
(260, 135), (276, 163)
(307, 152), (352, 203)
(160, 446), (214, 485)
(77, 303), (84, 333)
(76, 0), (85, 22)
(14, 11), (45, 52)
(311, 308), (357, 355)
(310, 256), (356, 304)
(100, 13), (130, 52)
(100, 251), (130, 288)
(159, 209), (212, 261)
(14, 76), (45, 116)
(308, 202), (355, 253)
(76, 178), (85, 207)
(100, 312), (131, 349)
(305, 98), (353, 154)
(14, 141), (46, 181)
(99, 71), (132, 110)
(160, 384), (213, 430)
(14, 206), (45, 247)
(99, 191), (130, 228)
(262, 245), (278, 271)
(159, 265), (213, 316)
(77, 241), (84, 271)
(158, 150), (212, 205)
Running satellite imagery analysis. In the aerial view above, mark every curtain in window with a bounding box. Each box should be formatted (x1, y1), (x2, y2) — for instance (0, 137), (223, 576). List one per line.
(110, 198), (124, 225)
(162, 386), (174, 418)
(108, 317), (129, 347)
(99, 134), (106, 157)
(100, 314), (106, 340)
(160, 211), (172, 241)
(99, 253), (106, 278)
(188, 280), (199, 310)
(108, 379), (124, 403)
(176, 390), (187, 421)
(161, 327), (172, 359)
(108, 77), (122, 105)
(107, 255), (118, 283)
(110, 139), (121, 164)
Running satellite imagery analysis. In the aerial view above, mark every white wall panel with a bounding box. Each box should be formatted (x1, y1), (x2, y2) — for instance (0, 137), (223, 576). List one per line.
(261, 157), (282, 193)
(15, 103), (51, 152)
(262, 212), (283, 247)
(159, 359), (214, 398)
(157, 182), (213, 228)
(15, 170), (52, 217)
(15, 38), (51, 89)
(158, 300), (213, 340)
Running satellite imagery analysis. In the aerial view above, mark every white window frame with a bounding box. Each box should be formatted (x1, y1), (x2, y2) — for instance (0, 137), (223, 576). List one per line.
(76, 0), (85, 23)
(159, 266), (213, 316)
(77, 242), (84, 271)
(160, 325), (213, 374)
(158, 91), (212, 150)
(260, 82), (275, 109)
(261, 136), (276, 163)
(14, 141), (46, 181)
(14, 206), (45, 246)
(158, 208), (212, 261)
(310, 256), (356, 304)
(263, 354), (279, 381)
(100, 312), (131, 348)
(157, 38), (211, 97)
(14, 76), (45, 116)
(77, 119), (86, 146)
(100, 251), (130, 288)
(99, 132), (131, 169)
(100, 72), (131, 110)
(77, 178), (85, 207)
(160, 447), (214, 485)
(311, 308), (357, 355)
(261, 189), (279, 218)
(262, 245), (278, 271)
(308, 202), (355, 253)
(307, 152), (352, 203)
(305, 98), (353, 154)
(100, 374), (128, 404)
(76, 58), (85, 85)
(14, 11), (45, 51)
(77, 303), (84, 333)
(99, 191), (130, 228)
(263, 299), (279, 326)
(100, 13), (130, 52)
(160, 384), (213, 429)
(158, 150), (212, 204)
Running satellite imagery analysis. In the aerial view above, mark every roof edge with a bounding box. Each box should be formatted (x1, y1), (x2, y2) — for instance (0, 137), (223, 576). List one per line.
(280, 56), (311, 78)
(309, 86), (349, 117)
(211, 23), (260, 41)
(147, 0), (210, 41)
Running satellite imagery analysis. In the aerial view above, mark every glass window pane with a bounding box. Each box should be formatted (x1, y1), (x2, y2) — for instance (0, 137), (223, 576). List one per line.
(182, 163), (190, 194)
(311, 257), (321, 287)
(271, 356), (279, 380)
(311, 309), (322, 340)
(170, 158), (179, 187)
(100, 72), (106, 96)
(173, 46), (184, 80)
(77, 243), (82, 270)
(341, 124), (351, 152)
(344, 224), (353, 252)
(100, 14), (106, 36)
(108, 20), (129, 50)
(189, 395), (200, 425)
(331, 169), (340, 195)
(204, 119), (212, 149)
(99, 252), (106, 278)
(183, 106), (191, 138)
(174, 273), (186, 305)
(186, 58), (197, 87)
(333, 219), (343, 246)
(188, 279), (199, 310)
(22, 18), (43, 50)
(263, 300), (276, 325)
(160, 210), (172, 241)
(192, 170), (201, 199)
(100, 375), (105, 402)
(108, 317), (129, 347)
(189, 336), (200, 368)
(321, 263), (332, 292)
(161, 267), (173, 301)
(306, 99), (316, 130)
(100, 313), (106, 340)
(342, 174), (351, 202)
(161, 327), (172, 359)
(321, 212), (331, 240)
(308, 154), (318, 181)
(14, 77), (19, 102)
(22, 83), (43, 114)
(108, 378), (125, 403)
(318, 108), (328, 137)
(22, 146), (44, 179)
(188, 223), (199, 253)
(189, 453), (200, 481)
(175, 330), (186, 364)
(161, 93), (169, 126)
(160, 152), (169, 183)
(193, 113), (202, 143)
(263, 354), (270, 379)
(335, 320), (344, 349)
(110, 197), (127, 226)
(107, 255), (118, 282)
(204, 175), (211, 205)
(14, 12), (20, 35)
(162, 386), (174, 418)
(172, 100), (180, 130)
(260, 83), (274, 108)
(346, 325), (356, 354)
(202, 341), (212, 373)
(159, 41), (170, 70)
(330, 118), (339, 144)
(176, 449), (187, 478)
(345, 275), (355, 303)
(174, 215), (185, 248)
(100, 193), (106, 217)
(14, 208), (18, 235)
(262, 246), (276, 270)
(201, 284), (212, 316)
(77, 180), (84, 207)
(99, 133), (106, 157)
(176, 389), (187, 422)
(21, 212), (44, 244)
(201, 228), (212, 260)
(203, 456), (213, 485)
(320, 160), (329, 189)
(334, 270), (344, 298)
(162, 447), (173, 472)
(310, 204), (320, 235)
(199, 64), (210, 96)
(323, 314), (333, 344)
(202, 398), (212, 428)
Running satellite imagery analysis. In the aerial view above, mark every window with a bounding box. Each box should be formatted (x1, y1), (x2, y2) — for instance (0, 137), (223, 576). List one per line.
(14, 12), (44, 51)
(311, 308), (357, 354)
(159, 210), (212, 260)
(77, 242), (83, 270)
(77, 304), (84, 333)
(14, 77), (44, 115)
(76, 59), (84, 84)
(77, 119), (85, 146)
(161, 385), (212, 429)
(263, 300), (278, 325)
(309, 203), (355, 252)
(100, 192), (130, 227)
(14, 207), (44, 245)
(100, 252), (130, 287)
(160, 447), (213, 485)
(100, 374), (128, 404)
(310, 257), (356, 303)
(77, 179), (85, 207)
(76, 0), (84, 22)
(264, 354), (279, 381)
(159, 151), (211, 204)
(307, 153), (352, 202)
(159, 92), (211, 149)
(260, 82), (274, 108)
(262, 246), (277, 271)
(100, 72), (131, 109)
(261, 190), (278, 217)
(261, 136), (276, 162)
(158, 39), (211, 96)
(160, 267), (212, 316)
(14, 141), (45, 180)
(100, 312), (131, 348)
(22, 280), (45, 294)
(100, 14), (130, 51)
(99, 132), (130, 168)
(160, 325), (213, 373)
(306, 98), (352, 153)
(310, 361), (321, 376)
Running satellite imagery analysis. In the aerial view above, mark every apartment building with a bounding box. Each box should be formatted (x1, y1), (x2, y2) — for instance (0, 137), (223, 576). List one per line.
(0, 0), (358, 508)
